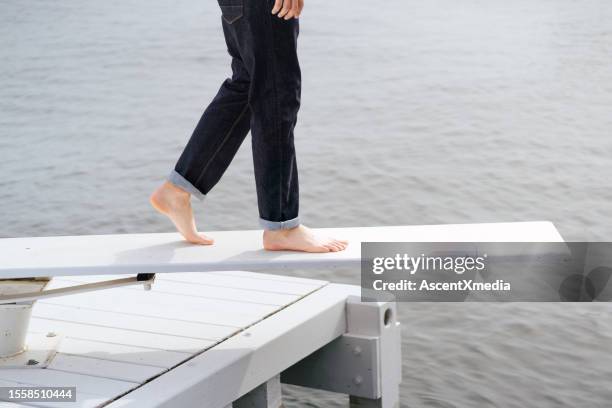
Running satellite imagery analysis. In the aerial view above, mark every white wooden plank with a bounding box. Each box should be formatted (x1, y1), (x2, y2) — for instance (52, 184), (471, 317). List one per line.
(54, 277), (302, 306)
(106, 284), (361, 408)
(28, 318), (215, 353)
(0, 386), (37, 408)
(31, 303), (239, 341)
(0, 222), (563, 279)
(0, 403), (31, 408)
(160, 274), (326, 295)
(139, 279), (302, 305)
(56, 272), (324, 297)
(48, 354), (163, 383)
(50, 270), (328, 292)
(13, 398), (105, 408)
(46, 336), (191, 369)
(36, 273), (325, 331)
(63, 270), (327, 290)
(0, 370), (136, 400)
(0, 379), (104, 408)
(44, 278), (280, 317)
(38, 297), (260, 330)
(0, 403), (30, 408)
(37, 288), (277, 328)
(207, 270), (328, 285)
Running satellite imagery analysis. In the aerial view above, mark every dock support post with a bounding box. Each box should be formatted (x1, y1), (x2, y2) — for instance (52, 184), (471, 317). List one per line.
(233, 375), (282, 408)
(345, 297), (401, 408)
(281, 296), (401, 408)
(349, 396), (388, 407)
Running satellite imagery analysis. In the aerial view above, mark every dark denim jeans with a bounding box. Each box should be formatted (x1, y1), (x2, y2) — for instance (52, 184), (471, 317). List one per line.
(169, 0), (301, 230)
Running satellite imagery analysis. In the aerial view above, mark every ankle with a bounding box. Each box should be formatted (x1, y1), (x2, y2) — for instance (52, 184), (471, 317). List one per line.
(263, 225), (301, 238)
(164, 181), (189, 196)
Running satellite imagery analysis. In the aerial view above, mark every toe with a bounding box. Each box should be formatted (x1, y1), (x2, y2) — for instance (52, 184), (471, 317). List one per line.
(336, 240), (348, 250)
(330, 240), (347, 252)
(315, 245), (331, 253)
(187, 233), (214, 245)
(325, 242), (341, 252)
(198, 234), (214, 245)
(328, 241), (341, 251)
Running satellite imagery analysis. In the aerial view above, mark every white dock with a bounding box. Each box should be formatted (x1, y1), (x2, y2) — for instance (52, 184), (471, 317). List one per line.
(0, 222), (565, 407)
(0, 271), (400, 408)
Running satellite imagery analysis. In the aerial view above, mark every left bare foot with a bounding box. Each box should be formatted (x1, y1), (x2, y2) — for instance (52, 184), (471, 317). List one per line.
(263, 225), (348, 253)
(149, 181), (214, 245)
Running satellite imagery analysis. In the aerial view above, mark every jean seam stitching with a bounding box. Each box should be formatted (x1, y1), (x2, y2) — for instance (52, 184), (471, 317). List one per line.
(220, 5), (243, 24)
(267, 14), (284, 222)
(194, 102), (250, 187)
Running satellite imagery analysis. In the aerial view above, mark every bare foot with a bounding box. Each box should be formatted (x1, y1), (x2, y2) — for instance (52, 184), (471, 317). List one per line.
(263, 225), (348, 253)
(150, 181), (214, 245)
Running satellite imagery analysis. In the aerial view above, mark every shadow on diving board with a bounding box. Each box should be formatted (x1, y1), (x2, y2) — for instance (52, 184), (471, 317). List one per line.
(0, 221), (564, 279)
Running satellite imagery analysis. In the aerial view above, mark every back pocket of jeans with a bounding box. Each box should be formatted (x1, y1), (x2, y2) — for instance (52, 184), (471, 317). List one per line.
(217, 0), (243, 24)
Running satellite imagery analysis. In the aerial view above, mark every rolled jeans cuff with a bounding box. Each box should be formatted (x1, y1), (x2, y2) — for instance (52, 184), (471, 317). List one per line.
(167, 170), (205, 200)
(259, 216), (300, 231)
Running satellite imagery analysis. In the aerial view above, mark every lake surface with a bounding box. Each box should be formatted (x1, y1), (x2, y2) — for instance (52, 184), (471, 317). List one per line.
(1, 0), (612, 406)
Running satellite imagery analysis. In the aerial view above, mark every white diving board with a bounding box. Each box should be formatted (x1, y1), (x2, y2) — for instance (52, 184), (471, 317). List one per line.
(0, 222), (563, 279)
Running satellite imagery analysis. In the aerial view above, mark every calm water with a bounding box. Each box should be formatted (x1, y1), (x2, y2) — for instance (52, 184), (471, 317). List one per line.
(2, 0), (612, 406)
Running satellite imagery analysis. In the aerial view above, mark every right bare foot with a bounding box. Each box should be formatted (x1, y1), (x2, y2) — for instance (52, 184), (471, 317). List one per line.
(150, 181), (213, 245)
(263, 225), (348, 253)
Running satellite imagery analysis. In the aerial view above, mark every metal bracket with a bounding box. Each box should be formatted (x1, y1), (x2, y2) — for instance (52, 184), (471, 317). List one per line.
(0, 332), (63, 369)
(0, 273), (156, 305)
(281, 296), (402, 408)
(282, 333), (380, 397)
